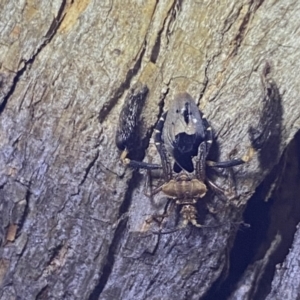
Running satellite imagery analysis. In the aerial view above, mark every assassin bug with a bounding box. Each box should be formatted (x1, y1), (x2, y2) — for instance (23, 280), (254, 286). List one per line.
(117, 92), (247, 228)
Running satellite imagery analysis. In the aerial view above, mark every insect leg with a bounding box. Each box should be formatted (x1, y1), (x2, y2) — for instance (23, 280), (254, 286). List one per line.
(145, 199), (175, 230)
(206, 178), (227, 198)
(193, 142), (207, 181)
(123, 158), (162, 170)
(115, 82), (148, 160)
(143, 168), (164, 198)
(206, 158), (246, 168)
(121, 111), (172, 172)
(206, 145), (253, 168)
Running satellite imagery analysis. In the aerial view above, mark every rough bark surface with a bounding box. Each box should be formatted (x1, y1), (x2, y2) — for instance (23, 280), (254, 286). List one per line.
(0, 1), (300, 299)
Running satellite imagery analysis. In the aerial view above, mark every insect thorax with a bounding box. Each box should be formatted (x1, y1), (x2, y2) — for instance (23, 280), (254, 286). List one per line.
(161, 173), (207, 200)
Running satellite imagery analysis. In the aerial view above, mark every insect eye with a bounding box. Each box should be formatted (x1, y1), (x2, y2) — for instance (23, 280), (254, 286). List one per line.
(176, 109), (179, 113)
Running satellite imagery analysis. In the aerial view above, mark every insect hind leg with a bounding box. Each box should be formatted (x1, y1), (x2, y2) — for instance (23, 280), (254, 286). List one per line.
(206, 158), (246, 168)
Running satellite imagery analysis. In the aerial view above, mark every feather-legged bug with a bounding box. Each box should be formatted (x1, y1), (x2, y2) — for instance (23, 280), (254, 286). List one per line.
(116, 82), (152, 163)
(118, 92), (248, 228)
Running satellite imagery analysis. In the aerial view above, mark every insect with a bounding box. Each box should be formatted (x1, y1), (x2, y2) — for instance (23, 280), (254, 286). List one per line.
(117, 92), (247, 228)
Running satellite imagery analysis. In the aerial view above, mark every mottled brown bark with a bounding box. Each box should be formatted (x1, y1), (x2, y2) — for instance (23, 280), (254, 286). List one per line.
(0, 1), (300, 299)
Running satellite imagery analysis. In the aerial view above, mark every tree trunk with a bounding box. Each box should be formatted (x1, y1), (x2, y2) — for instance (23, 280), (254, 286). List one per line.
(0, 1), (300, 299)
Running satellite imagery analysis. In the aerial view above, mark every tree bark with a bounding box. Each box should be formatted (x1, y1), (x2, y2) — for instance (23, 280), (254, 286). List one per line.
(0, 1), (300, 299)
